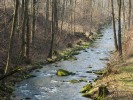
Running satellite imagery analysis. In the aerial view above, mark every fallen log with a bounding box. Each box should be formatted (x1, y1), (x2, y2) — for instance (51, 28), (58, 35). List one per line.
(0, 67), (22, 81)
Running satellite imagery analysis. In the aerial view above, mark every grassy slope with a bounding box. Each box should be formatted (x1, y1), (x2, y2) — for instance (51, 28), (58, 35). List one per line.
(95, 62), (133, 100)
(83, 29), (133, 100)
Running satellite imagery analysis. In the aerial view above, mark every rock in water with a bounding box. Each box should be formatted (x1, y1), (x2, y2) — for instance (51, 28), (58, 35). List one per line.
(56, 69), (75, 76)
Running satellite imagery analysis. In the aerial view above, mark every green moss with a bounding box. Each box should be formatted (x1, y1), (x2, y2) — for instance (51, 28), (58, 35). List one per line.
(46, 58), (55, 63)
(119, 66), (133, 73)
(80, 83), (93, 93)
(82, 92), (92, 97)
(93, 69), (107, 75)
(70, 51), (80, 56)
(23, 74), (36, 79)
(69, 79), (79, 83)
(79, 78), (88, 82)
(58, 50), (79, 61)
(57, 39), (92, 62)
(56, 69), (75, 76)
(68, 56), (77, 61)
(69, 78), (87, 83)
(82, 87), (98, 97)
(82, 85), (109, 99)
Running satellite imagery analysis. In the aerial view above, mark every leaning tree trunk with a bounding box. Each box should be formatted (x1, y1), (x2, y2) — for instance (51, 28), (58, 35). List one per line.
(5, 0), (19, 74)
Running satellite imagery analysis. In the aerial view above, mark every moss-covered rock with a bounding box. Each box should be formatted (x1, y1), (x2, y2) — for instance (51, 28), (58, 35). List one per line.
(69, 79), (79, 83)
(82, 85), (109, 99)
(58, 49), (79, 61)
(93, 69), (107, 75)
(68, 57), (77, 61)
(56, 69), (75, 76)
(80, 83), (93, 93)
(46, 58), (55, 63)
(70, 51), (80, 56)
(69, 78), (87, 83)
(79, 78), (88, 82)
(23, 74), (36, 79)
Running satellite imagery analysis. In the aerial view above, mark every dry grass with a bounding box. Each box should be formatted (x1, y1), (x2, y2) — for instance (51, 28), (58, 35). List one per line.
(95, 28), (133, 100)
(94, 63), (133, 100)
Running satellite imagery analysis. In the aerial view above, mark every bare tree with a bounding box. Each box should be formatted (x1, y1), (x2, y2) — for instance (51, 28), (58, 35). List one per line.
(111, 0), (118, 51)
(128, 0), (131, 29)
(5, 0), (19, 74)
(117, 0), (122, 56)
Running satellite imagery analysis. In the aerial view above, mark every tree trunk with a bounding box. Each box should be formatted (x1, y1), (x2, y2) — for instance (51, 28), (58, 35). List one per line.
(21, 0), (29, 63)
(117, 0), (122, 56)
(122, 0), (126, 33)
(60, 0), (65, 34)
(90, 0), (93, 33)
(26, 4), (30, 64)
(48, 0), (55, 58)
(45, 0), (49, 36)
(128, 0), (131, 29)
(111, 0), (118, 51)
(31, 0), (36, 44)
(5, 0), (19, 74)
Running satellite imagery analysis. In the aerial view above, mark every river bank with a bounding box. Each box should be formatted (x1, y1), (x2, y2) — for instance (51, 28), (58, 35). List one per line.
(84, 55), (133, 100)
(10, 23), (114, 100)
(81, 29), (133, 100)
(0, 25), (103, 100)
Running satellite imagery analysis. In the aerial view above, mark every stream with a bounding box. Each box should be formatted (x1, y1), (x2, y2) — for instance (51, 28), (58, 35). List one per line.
(11, 25), (115, 100)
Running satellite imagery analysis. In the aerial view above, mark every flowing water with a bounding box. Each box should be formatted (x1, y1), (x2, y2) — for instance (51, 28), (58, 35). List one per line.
(11, 25), (115, 100)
